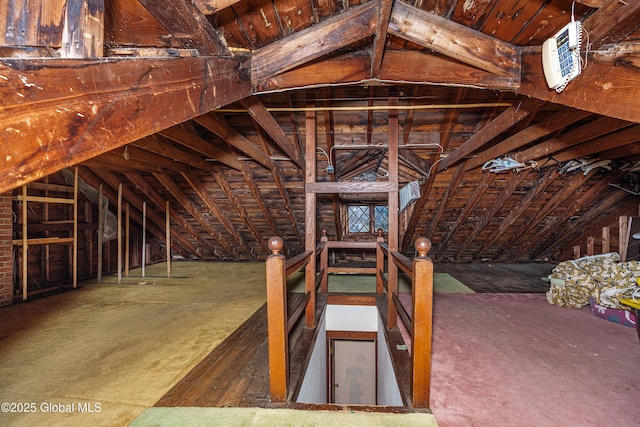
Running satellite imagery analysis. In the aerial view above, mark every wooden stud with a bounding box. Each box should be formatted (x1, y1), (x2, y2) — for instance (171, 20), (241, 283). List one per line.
(376, 229), (385, 294)
(117, 183), (122, 284)
(73, 167), (78, 288)
(388, 96), (399, 328)
(587, 236), (595, 256)
(320, 230), (328, 293)
(305, 106), (317, 328)
(602, 226), (611, 254)
(97, 184), (103, 282)
(574, 245), (581, 259)
(166, 200), (171, 278)
(22, 184), (28, 301)
(142, 201), (147, 278)
(620, 215), (629, 261)
(125, 202), (130, 277)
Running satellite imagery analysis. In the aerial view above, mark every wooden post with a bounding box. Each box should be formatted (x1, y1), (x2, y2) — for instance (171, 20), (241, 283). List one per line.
(573, 245), (581, 259)
(620, 215), (630, 261)
(166, 200), (171, 278)
(305, 107), (316, 328)
(265, 236), (288, 403)
(376, 229), (385, 294)
(125, 202), (130, 277)
(117, 183), (122, 284)
(320, 229), (328, 293)
(73, 167), (78, 288)
(22, 184), (28, 301)
(388, 96), (399, 328)
(586, 236), (595, 256)
(602, 226), (610, 254)
(412, 237), (433, 408)
(97, 184), (103, 282)
(142, 201), (146, 278)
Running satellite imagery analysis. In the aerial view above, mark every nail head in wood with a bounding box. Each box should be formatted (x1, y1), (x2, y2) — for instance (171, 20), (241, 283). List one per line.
(415, 237), (431, 257)
(268, 236), (283, 255)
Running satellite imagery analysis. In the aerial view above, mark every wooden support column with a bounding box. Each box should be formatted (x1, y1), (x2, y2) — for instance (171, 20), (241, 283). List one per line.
(305, 107), (317, 328)
(166, 200), (172, 278)
(22, 184), (28, 301)
(117, 183), (122, 284)
(142, 201), (147, 278)
(97, 184), (103, 282)
(620, 215), (630, 261)
(73, 167), (78, 288)
(412, 237), (433, 408)
(602, 226), (610, 254)
(388, 97), (399, 328)
(574, 245), (581, 259)
(587, 236), (595, 256)
(376, 229), (385, 294)
(125, 202), (130, 277)
(265, 236), (288, 402)
(320, 229), (329, 293)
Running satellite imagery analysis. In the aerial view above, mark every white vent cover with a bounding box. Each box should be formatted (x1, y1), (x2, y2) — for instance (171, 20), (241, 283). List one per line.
(399, 180), (421, 212)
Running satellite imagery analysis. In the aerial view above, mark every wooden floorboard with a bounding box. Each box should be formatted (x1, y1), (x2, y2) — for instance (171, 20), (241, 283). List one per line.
(435, 262), (555, 293)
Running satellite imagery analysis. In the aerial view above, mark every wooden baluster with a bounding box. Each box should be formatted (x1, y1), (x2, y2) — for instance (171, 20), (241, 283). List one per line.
(412, 237), (433, 408)
(320, 229), (328, 293)
(376, 229), (385, 294)
(266, 236), (288, 403)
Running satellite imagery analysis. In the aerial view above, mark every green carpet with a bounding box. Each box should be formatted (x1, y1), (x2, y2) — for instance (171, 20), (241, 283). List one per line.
(129, 407), (437, 427)
(288, 272), (474, 294)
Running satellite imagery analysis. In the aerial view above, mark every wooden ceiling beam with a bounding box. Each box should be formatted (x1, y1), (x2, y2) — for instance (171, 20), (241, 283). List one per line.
(474, 168), (561, 260)
(194, 0), (242, 15)
(125, 173), (220, 259)
(153, 172), (238, 258)
(388, 1), (520, 78)
(455, 170), (531, 259)
(115, 145), (193, 173)
(0, 55), (251, 194)
(465, 108), (592, 171)
(138, 0), (230, 56)
(371, 0), (394, 78)
(320, 87), (343, 240)
(132, 136), (215, 171)
(212, 168), (269, 256)
(583, 0), (640, 49)
(89, 168), (199, 258)
(252, 1), (378, 81)
(159, 125), (246, 171)
(240, 97), (303, 169)
(77, 167), (191, 259)
(518, 48), (640, 123)
(553, 124), (640, 163)
(194, 113), (276, 170)
(438, 98), (544, 171)
(89, 152), (168, 174)
(426, 163), (465, 241)
(242, 170), (285, 252)
(181, 172), (255, 258)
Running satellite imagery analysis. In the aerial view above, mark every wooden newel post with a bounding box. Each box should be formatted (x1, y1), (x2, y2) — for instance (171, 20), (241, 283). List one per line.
(412, 237), (433, 408)
(376, 229), (385, 294)
(266, 236), (289, 403)
(320, 229), (329, 293)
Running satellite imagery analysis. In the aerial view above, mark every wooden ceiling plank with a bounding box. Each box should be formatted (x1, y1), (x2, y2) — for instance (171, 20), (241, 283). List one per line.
(439, 88), (467, 151)
(465, 108), (592, 171)
(495, 171), (594, 260)
(125, 172), (220, 259)
(91, 152), (168, 174)
(320, 87), (343, 240)
(194, 113), (276, 170)
(251, 1), (378, 81)
(553, 124), (640, 163)
(426, 163), (466, 242)
(518, 48), (640, 124)
(520, 173), (621, 259)
(194, 0), (242, 15)
(212, 168), (269, 256)
(240, 96), (304, 169)
(388, 1), (520, 78)
(583, 0), (640, 49)
(435, 168), (494, 260)
(402, 86), (422, 145)
(400, 164), (437, 252)
(181, 171), (255, 258)
(77, 167), (191, 259)
(0, 56), (251, 194)
(90, 168), (199, 258)
(516, 117), (633, 163)
(153, 172), (238, 258)
(132, 136), (215, 171)
(371, 0), (394, 78)
(137, 0), (230, 55)
(118, 145), (193, 173)
(455, 170), (531, 259)
(474, 168), (561, 260)
(159, 125), (246, 171)
(438, 98), (544, 172)
(242, 170), (284, 249)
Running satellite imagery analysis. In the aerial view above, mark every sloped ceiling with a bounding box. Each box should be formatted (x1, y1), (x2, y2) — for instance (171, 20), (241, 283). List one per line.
(1, 0), (640, 262)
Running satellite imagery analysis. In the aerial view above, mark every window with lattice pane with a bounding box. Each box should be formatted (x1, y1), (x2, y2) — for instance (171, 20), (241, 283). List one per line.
(374, 206), (389, 232)
(348, 205), (370, 233)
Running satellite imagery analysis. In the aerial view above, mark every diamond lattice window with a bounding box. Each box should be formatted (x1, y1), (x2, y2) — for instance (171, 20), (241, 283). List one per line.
(347, 204), (388, 234)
